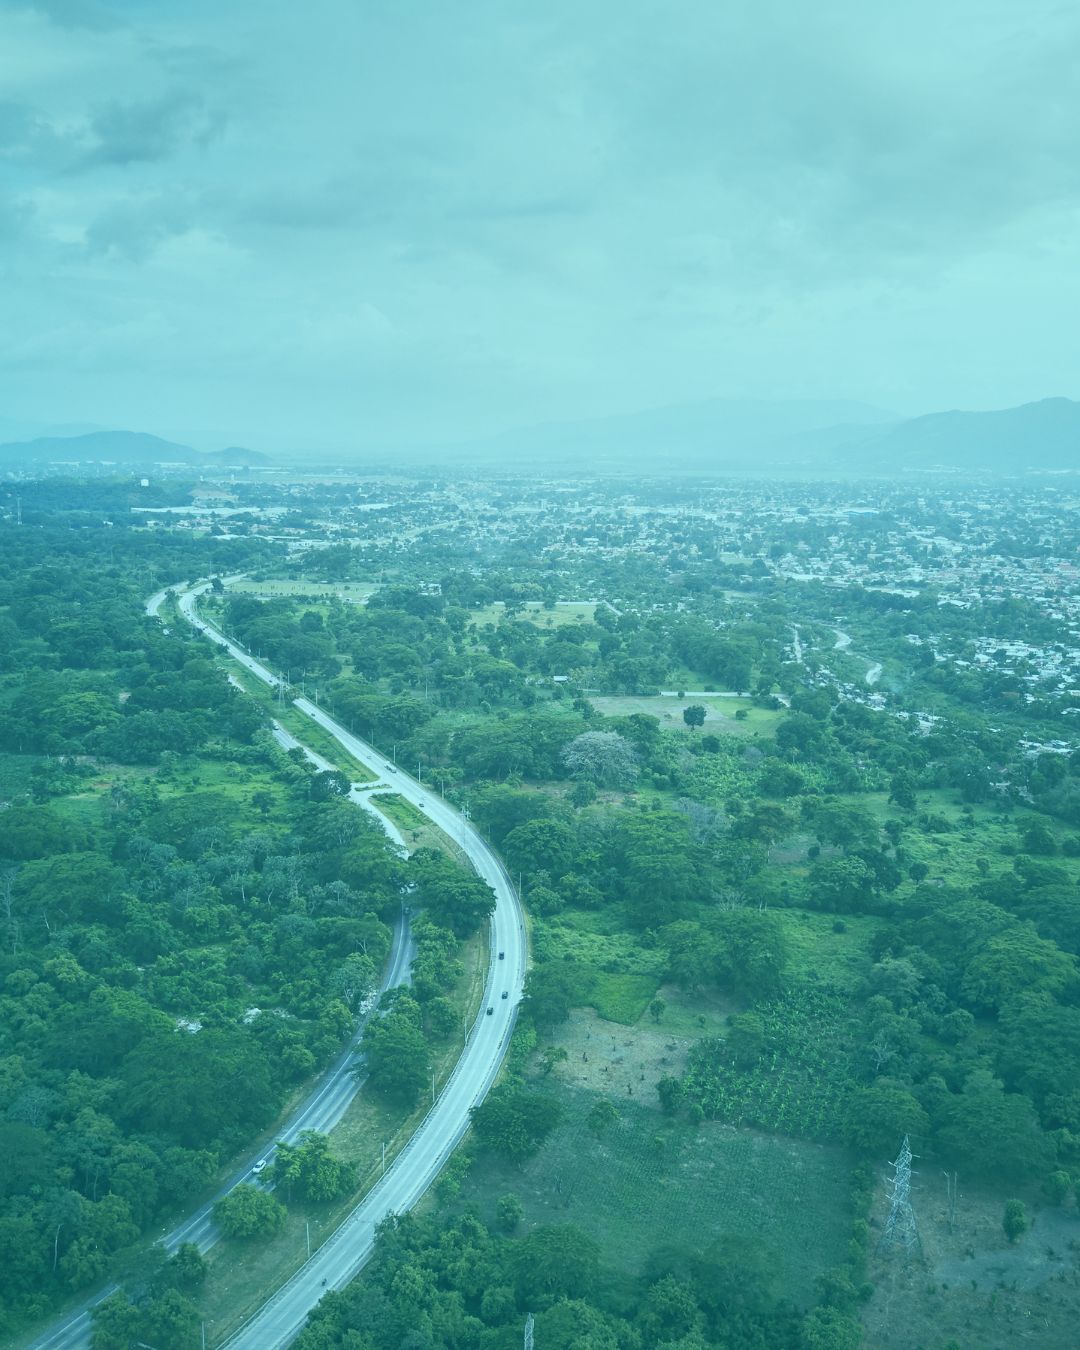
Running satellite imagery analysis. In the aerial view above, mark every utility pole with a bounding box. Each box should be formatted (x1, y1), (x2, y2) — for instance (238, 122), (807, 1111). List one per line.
(432, 1071), (436, 1104)
(943, 1170), (959, 1232)
(306, 1220), (311, 1259)
(878, 1135), (921, 1256)
(381, 1140), (386, 1173)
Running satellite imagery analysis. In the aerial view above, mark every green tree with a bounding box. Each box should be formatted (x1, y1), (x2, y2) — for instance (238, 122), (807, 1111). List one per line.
(503, 818), (577, 878)
(409, 849), (496, 938)
(470, 1085), (561, 1162)
(586, 1098), (619, 1136)
(843, 1083), (930, 1157)
(682, 705), (706, 731)
(361, 1002), (430, 1105)
(540, 1045), (569, 1076)
(649, 996), (667, 1024)
(807, 856), (876, 912)
(142, 1288), (201, 1350)
(936, 1070), (1053, 1180)
(1020, 818), (1057, 856)
(214, 1184), (287, 1239)
(960, 924), (1076, 1011)
(888, 771), (918, 812)
(496, 1192), (525, 1232)
(712, 909), (789, 999)
(90, 1291), (142, 1350)
(1043, 1170), (1071, 1205)
(802, 1306), (863, 1350)
(515, 1225), (599, 1304)
(523, 963), (584, 1030)
(1003, 1198), (1028, 1243)
(272, 1131), (357, 1203)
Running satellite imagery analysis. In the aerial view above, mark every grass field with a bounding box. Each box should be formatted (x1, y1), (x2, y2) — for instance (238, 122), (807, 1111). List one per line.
(590, 694), (783, 737)
(775, 910), (883, 992)
(369, 792), (427, 833)
(456, 1074), (853, 1308)
(469, 600), (596, 629)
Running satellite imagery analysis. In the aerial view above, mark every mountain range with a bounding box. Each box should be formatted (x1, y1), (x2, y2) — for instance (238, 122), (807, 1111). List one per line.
(0, 397), (1076, 473)
(417, 396), (1080, 473)
(0, 430), (271, 467)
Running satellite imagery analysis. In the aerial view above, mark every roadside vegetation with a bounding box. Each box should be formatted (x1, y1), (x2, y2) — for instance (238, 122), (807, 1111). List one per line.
(8, 473), (1080, 1348)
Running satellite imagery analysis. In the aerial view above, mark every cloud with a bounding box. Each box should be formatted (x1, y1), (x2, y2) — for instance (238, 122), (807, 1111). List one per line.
(85, 91), (226, 165)
(84, 194), (195, 260)
(1, 0), (1079, 447)
(13, 0), (122, 31)
(0, 190), (34, 239)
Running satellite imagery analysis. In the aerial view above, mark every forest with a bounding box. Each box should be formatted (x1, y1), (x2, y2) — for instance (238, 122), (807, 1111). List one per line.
(5, 475), (1080, 1350)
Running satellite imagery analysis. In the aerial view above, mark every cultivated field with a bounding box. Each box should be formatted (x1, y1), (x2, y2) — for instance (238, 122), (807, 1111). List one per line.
(457, 1039), (853, 1307)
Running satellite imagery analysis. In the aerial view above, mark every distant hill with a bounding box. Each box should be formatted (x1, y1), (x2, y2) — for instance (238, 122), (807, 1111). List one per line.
(847, 397), (1080, 472)
(0, 430), (199, 465)
(417, 398), (898, 470)
(0, 430), (272, 468)
(414, 395), (1080, 474)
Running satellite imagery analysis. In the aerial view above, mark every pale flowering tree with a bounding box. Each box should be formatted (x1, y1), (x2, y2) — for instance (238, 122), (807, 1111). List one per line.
(560, 731), (639, 788)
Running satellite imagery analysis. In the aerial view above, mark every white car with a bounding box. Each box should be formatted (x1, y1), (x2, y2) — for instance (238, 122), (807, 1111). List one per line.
(251, 1159), (268, 1176)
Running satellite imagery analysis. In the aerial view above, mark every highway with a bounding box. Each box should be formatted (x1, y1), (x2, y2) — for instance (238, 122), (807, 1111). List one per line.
(24, 907), (414, 1350)
(82, 579), (528, 1349)
(165, 584), (527, 1349)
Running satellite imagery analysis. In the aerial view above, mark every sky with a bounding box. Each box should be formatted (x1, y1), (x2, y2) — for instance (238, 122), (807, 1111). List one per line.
(1, 0), (1079, 453)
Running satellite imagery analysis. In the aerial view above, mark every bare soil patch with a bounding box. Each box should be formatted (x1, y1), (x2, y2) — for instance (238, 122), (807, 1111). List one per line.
(863, 1178), (1080, 1349)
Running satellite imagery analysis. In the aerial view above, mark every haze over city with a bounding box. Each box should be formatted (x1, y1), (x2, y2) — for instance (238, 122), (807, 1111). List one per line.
(3, 0), (1080, 455)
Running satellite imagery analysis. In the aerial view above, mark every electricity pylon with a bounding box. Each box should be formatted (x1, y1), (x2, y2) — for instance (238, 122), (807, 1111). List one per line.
(878, 1135), (921, 1255)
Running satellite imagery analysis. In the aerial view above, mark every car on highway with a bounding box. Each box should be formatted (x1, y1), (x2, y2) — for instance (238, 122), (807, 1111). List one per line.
(498, 950), (505, 959)
(486, 1006), (493, 1015)
(251, 1159), (268, 1176)
(387, 765), (398, 772)
(501, 990), (509, 999)
(418, 799), (425, 807)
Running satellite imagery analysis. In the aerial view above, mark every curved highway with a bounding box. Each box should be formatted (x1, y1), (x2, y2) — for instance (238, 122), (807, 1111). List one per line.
(150, 580), (527, 1347)
(21, 579), (448, 1350)
(25, 889), (413, 1350)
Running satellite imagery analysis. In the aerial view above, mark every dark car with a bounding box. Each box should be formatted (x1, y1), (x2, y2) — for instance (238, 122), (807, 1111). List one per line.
(501, 991), (509, 999)
(498, 951), (505, 959)
(486, 1006), (494, 1016)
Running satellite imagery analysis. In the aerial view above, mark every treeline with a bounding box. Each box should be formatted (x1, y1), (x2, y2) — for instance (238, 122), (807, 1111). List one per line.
(291, 1206), (859, 1350)
(0, 523), (407, 1332)
(216, 580), (783, 712)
